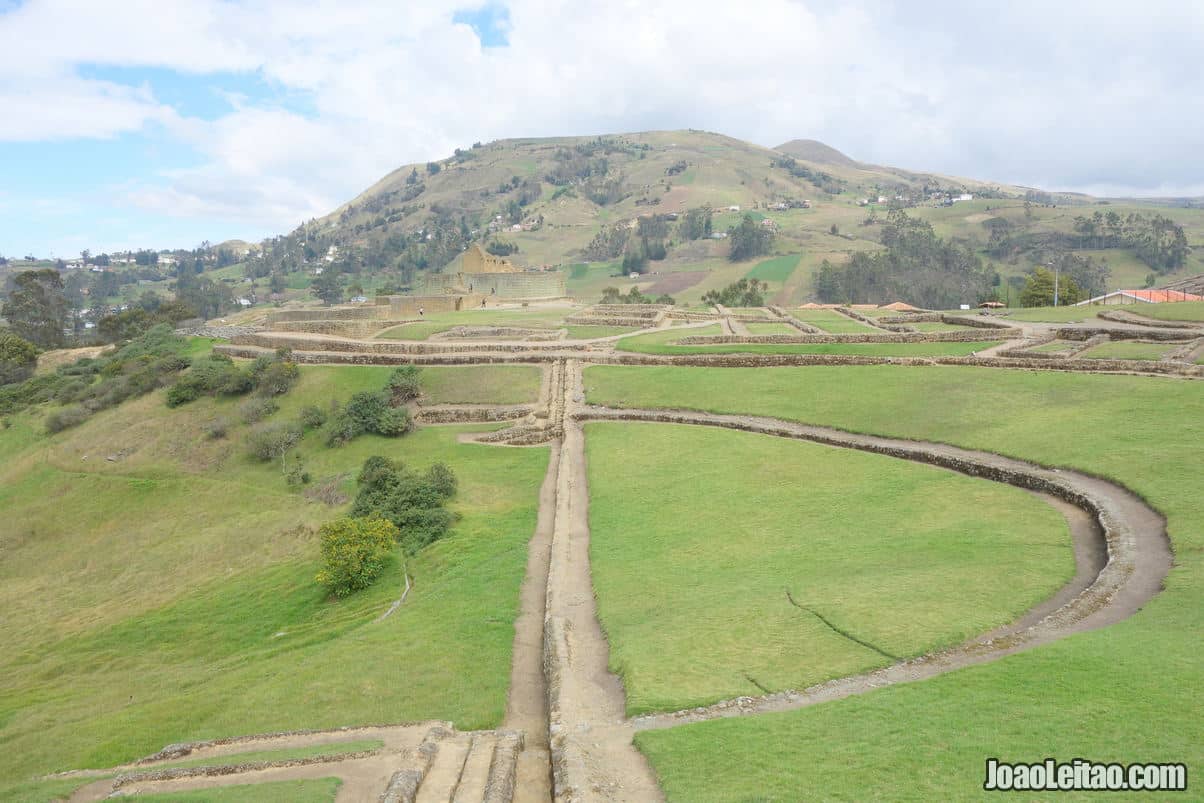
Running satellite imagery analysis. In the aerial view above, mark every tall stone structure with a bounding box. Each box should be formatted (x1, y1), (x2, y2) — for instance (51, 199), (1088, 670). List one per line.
(421, 245), (567, 299)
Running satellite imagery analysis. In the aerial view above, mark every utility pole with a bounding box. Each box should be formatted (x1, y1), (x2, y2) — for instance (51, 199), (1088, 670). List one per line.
(1050, 260), (1060, 307)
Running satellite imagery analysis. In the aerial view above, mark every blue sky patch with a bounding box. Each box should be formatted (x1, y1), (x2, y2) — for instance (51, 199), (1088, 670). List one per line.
(452, 2), (510, 47)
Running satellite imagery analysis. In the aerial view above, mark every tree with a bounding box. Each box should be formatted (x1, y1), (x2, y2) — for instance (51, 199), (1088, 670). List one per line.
(728, 215), (774, 262)
(246, 421), (303, 469)
(426, 161), (441, 174)
(269, 272), (287, 295)
(312, 270), (344, 305)
(1020, 267), (1084, 307)
(814, 260), (845, 303)
(702, 278), (768, 307)
(679, 207), (713, 241)
(0, 331), (38, 385)
(2, 270), (68, 348)
(315, 517), (399, 597)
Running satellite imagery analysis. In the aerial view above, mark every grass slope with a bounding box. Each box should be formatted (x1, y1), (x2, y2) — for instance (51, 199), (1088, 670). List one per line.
(585, 365), (1204, 801)
(586, 422), (1071, 715)
(0, 365), (548, 794)
(1124, 300), (1204, 322)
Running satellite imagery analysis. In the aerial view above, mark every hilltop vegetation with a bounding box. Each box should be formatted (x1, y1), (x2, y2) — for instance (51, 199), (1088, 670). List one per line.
(5, 129), (1204, 328)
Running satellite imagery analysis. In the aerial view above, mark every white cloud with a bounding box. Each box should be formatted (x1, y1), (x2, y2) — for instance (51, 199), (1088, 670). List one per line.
(3, 0), (1204, 243)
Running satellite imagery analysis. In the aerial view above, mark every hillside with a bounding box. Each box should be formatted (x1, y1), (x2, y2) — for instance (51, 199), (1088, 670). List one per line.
(246, 129), (1204, 308)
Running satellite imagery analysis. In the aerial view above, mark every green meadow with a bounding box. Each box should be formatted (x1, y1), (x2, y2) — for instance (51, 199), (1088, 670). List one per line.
(585, 364), (1204, 800)
(586, 422), (1071, 715)
(0, 363), (547, 796)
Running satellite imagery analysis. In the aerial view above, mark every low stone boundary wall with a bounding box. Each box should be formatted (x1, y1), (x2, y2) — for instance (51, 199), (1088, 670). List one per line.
(266, 307), (386, 323)
(484, 731), (524, 803)
(767, 306), (823, 334)
(1055, 326), (1199, 342)
(675, 329), (1017, 345)
(230, 333), (590, 355)
(666, 310), (721, 322)
(113, 748), (382, 790)
(270, 319), (411, 337)
(1097, 309), (1203, 329)
(834, 306), (891, 331)
(416, 404), (534, 423)
(1164, 337), (1204, 362)
(565, 315), (663, 327)
(430, 326), (564, 341)
(999, 333), (1107, 360)
(940, 314), (1019, 330)
(879, 313), (941, 324)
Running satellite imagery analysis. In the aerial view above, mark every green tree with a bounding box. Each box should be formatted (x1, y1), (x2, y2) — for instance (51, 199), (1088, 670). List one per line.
(315, 517), (399, 597)
(312, 270), (344, 305)
(728, 215), (774, 262)
(680, 207), (713, 241)
(814, 260), (845, 303)
(1020, 267), (1084, 307)
(0, 331), (38, 385)
(2, 269), (69, 348)
(269, 272), (287, 294)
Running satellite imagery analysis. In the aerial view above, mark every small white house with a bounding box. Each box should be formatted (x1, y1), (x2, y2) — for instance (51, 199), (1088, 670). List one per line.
(728, 205), (741, 212)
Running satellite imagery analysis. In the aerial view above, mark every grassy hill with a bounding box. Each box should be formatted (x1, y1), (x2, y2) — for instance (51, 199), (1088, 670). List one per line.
(266, 130), (1204, 308)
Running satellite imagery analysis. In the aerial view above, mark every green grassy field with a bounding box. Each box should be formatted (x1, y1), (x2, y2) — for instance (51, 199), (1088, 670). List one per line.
(1078, 341), (1176, 361)
(744, 321), (797, 335)
(791, 309), (880, 333)
(586, 422), (1071, 716)
(1123, 300), (1204, 322)
(377, 307), (570, 340)
(264, 364), (542, 409)
(997, 306), (1104, 323)
(564, 325), (640, 339)
(0, 365), (548, 795)
(908, 321), (974, 333)
(585, 365), (1204, 800)
(744, 254), (801, 283)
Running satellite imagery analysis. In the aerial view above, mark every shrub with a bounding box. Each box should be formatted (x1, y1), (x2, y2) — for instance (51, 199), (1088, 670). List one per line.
(350, 456), (458, 554)
(315, 517), (399, 597)
(324, 409), (361, 447)
(246, 421), (302, 465)
(344, 390), (389, 430)
(425, 462), (457, 499)
(285, 455), (311, 486)
(298, 404), (328, 429)
(387, 365), (422, 404)
(205, 418), (229, 440)
(240, 396), (279, 424)
(374, 406), (412, 437)
(253, 358), (300, 396)
(45, 404), (90, 433)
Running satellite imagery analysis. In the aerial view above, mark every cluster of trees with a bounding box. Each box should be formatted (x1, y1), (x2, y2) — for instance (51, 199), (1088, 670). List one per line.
(702, 278), (768, 308)
(600, 286), (674, 305)
(166, 348), (299, 408)
(815, 211), (994, 309)
(324, 365), (421, 447)
(316, 455), (459, 597)
(727, 215), (774, 262)
(1019, 267), (1085, 307)
(769, 156), (844, 194)
(679, 207), (713, 241)
(1072, 210), (1188, 272)
(2, 270), (69, 348)
(0, 331), (38, 386)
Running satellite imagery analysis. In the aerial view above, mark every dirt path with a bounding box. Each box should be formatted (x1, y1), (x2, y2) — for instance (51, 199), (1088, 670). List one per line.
(503, 438), (560, 802)
(543, 362), (663, 801)
(571, 407), (1170, 732)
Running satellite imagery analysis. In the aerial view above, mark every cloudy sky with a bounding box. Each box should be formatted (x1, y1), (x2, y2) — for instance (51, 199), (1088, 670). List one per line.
(1, 0), (1201, 257)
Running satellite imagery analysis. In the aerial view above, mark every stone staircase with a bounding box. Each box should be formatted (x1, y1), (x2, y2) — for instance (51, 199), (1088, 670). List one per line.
(382, 726), (523, 803)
